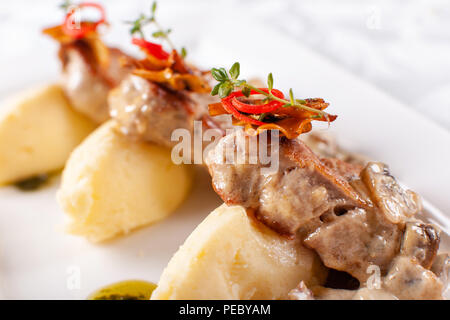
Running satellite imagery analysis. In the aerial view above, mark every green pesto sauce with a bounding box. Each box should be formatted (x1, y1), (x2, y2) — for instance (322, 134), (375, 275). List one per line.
(88, 280), (157, 300)
(14, 174), (50, 191)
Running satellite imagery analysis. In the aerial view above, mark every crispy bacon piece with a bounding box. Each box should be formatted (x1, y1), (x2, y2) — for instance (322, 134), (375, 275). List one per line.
(122, 50), (210, 93)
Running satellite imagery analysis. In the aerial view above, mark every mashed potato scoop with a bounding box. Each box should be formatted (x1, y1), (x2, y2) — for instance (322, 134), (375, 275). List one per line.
(0, 84), (96, 185)
(57, 120), (192, 242)
(152, 204), (326, 300)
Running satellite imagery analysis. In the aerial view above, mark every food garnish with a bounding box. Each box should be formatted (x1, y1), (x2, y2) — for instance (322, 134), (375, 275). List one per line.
(14, 174), (50, 191)
(62, 1), (106, 39)
(88, 280), (157, 300)
(123, 1), (210, 93)
(43, 1), (107, 41)
(126, 1), (177, 58)
(209, 62), (337, 139)
(42, 1), (110, 68)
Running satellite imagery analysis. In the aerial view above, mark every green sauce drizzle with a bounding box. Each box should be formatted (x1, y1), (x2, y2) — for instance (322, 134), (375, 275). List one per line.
(14, 174), (49, 191)
(88, 280), (157, 300)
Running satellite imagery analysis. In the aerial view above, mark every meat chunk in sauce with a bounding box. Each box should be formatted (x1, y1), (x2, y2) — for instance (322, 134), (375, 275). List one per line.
(383, 256), (443, 300)
(205, 133), (366, 235)
(291, 257), (445, 300)
(206, 132), (447, 299)
(109, 74), (219, 147)
(109, 75), (196, 147)
(60, 44), (129, 123)
(304, 208), (402, 282)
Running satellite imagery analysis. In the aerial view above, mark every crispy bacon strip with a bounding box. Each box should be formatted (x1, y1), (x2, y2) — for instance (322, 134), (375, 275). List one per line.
(123, 49), (210, 93)
(133, 68), (210, 93)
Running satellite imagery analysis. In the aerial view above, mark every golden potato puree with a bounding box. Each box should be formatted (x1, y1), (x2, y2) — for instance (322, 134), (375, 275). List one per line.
(152, 204), (326, 300)
(0, 84), (96, 185)
(57, 120), (192, 242)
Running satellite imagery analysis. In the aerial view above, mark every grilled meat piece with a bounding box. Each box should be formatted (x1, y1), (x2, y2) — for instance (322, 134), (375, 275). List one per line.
(60, 44), (129, 123)
(109, 74), (219, 147)
(205, 133), (366, 235)
(304, 208), (402, 282)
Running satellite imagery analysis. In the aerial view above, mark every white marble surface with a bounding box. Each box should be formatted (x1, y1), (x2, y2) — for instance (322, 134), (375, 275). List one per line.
(0, 0), (449, 130)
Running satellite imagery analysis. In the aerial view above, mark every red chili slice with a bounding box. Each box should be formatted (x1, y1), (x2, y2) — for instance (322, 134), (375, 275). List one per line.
(62, 2), (106, 39)
(221, 95), (265, 126)
(131, 38), (170, 60)
(219, 88), (285, 125)
(230, 88), (285, 114)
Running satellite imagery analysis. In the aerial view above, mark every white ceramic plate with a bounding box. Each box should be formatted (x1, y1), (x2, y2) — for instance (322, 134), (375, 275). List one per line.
(0, 18), (448, 299)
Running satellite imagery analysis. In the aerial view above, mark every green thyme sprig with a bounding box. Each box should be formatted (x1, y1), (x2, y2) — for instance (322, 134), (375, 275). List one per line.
(125, 1), (187, 57)
(210, 62), (328, 119)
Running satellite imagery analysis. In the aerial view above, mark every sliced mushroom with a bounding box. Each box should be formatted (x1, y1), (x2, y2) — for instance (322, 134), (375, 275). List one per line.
(401, 221), (440, 269)
(361, 162), (422, 225)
